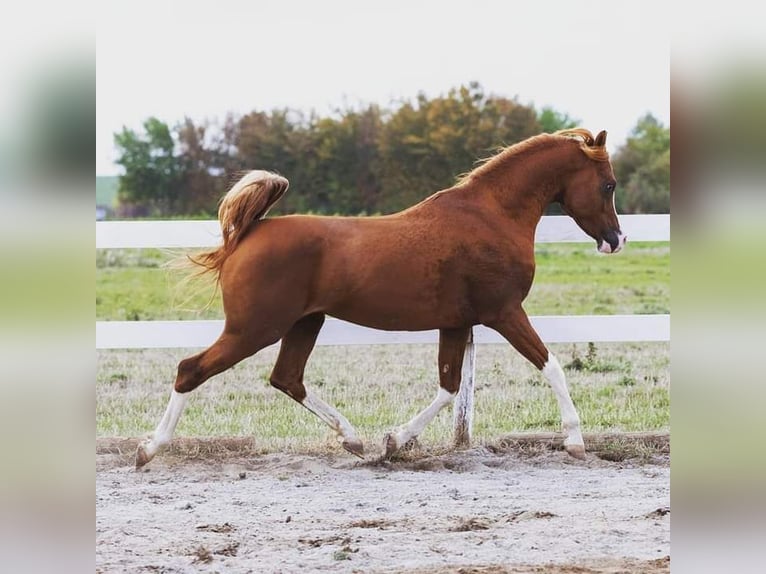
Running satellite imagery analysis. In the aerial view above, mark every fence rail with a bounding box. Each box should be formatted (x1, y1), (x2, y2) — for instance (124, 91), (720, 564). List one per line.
(96, 214), (670, 446)
(96, 214), (669, 249)
(96, 315), (669, 350)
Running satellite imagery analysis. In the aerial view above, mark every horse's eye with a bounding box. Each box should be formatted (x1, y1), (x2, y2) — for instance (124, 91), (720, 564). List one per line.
(604, 182), (615, 194)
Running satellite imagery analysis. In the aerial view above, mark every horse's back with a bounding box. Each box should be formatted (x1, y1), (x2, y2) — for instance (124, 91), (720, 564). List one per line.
(219, 212), (478, 330)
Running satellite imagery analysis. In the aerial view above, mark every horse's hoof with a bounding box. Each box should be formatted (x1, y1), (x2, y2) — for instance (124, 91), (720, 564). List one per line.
(342, 438), (365, 459)
(565, 443), (586, 460)
(401, 438), (419, 452)
(383, 433), (399, 459)
(135, 443), (152, 469)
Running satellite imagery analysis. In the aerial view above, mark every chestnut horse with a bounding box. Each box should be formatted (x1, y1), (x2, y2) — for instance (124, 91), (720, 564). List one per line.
(136, 128), (625, 468)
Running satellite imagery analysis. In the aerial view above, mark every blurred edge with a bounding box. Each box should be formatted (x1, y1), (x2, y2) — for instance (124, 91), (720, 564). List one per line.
(0, 5), (93, 574)
(672, 2), (766, 573)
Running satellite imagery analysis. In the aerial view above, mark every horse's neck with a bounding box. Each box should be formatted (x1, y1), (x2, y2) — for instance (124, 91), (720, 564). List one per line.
(483, 148), (570, 226)
(411, 144), (572, 234)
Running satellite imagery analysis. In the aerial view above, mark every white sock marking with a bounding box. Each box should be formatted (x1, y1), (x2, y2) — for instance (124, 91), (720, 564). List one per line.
(302, 389), (359, 443)
(395, 388), (455, 447)
(143, 390), (188, 458)
(542, 353), (583, 446)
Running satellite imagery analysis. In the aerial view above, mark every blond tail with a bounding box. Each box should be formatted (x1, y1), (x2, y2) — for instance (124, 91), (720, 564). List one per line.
(190, 170), (289, 279)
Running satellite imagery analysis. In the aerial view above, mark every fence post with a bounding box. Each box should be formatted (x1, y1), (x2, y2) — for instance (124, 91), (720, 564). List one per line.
(453, 327), (476, 447)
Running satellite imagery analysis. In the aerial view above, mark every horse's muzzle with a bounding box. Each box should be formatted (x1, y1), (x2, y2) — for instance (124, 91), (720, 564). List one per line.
(598, 230), (627, 254)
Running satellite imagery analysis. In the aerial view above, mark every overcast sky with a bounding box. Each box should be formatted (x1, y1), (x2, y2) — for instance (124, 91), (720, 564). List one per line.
(97, 0), (670, 175)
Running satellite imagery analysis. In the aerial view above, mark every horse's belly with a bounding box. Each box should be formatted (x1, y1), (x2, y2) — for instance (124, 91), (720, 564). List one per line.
(323, 280), (474, 331)
(329, 306), (439, 331)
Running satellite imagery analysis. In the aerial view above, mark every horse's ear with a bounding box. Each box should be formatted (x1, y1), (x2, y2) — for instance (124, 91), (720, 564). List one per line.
(594, 130), (607, 147)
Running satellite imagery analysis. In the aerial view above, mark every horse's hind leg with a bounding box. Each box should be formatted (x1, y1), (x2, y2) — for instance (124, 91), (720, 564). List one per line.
(270, 313), (364, 458)
(384, 327), (470, 458)
(135, 329), (276, 468)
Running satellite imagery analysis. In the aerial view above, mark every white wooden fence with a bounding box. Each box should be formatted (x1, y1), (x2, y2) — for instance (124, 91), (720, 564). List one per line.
(96, 214), (669, 445)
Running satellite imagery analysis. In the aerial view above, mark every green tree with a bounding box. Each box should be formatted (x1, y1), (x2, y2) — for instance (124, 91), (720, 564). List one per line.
(231, 109), (319, 213)
(175, 117), (225, 216)
(612, 114), (670, 213)
(312, 105), (383, 214)
(377, 83), (540, 212)
(114, 117), (182, 216)
(112, 84), (637, 218)
(537, 106), (579, 133)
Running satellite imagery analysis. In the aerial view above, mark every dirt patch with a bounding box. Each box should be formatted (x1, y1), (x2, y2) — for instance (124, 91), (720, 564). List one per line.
(97, 431), (669, 462)
(410, 556), (670, 573)
(506, 510), (557, 522)
(97, 441), (669, 573)
(348, 518), (397, 529)
(449, 516), (493, 532)
(195, 522), (236, 533)
(645, 506), (671, 519)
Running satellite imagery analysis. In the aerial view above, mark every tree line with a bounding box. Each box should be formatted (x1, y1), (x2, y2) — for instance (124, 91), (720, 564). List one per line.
(113, 83), (669, 217)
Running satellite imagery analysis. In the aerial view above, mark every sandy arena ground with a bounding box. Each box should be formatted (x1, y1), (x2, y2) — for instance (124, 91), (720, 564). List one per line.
(96, 441), (669, 573)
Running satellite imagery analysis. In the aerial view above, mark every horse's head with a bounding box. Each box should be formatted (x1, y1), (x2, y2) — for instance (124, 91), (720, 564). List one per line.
(556, 129), (626, 254)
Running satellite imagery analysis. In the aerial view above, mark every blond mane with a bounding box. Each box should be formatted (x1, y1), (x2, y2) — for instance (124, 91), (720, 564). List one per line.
(554, 128), (610, 162)
(458, 128), (609, 184)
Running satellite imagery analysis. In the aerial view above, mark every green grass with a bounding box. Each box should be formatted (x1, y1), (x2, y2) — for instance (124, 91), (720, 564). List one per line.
(96, 341), (669, 448)
(96, 242), (669, 320)
(525, 242), (670, 315)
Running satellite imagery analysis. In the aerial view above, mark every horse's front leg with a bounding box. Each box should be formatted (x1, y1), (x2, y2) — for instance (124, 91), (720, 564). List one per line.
(485, 306), (586, 459)
(383, 327), (470, 458)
